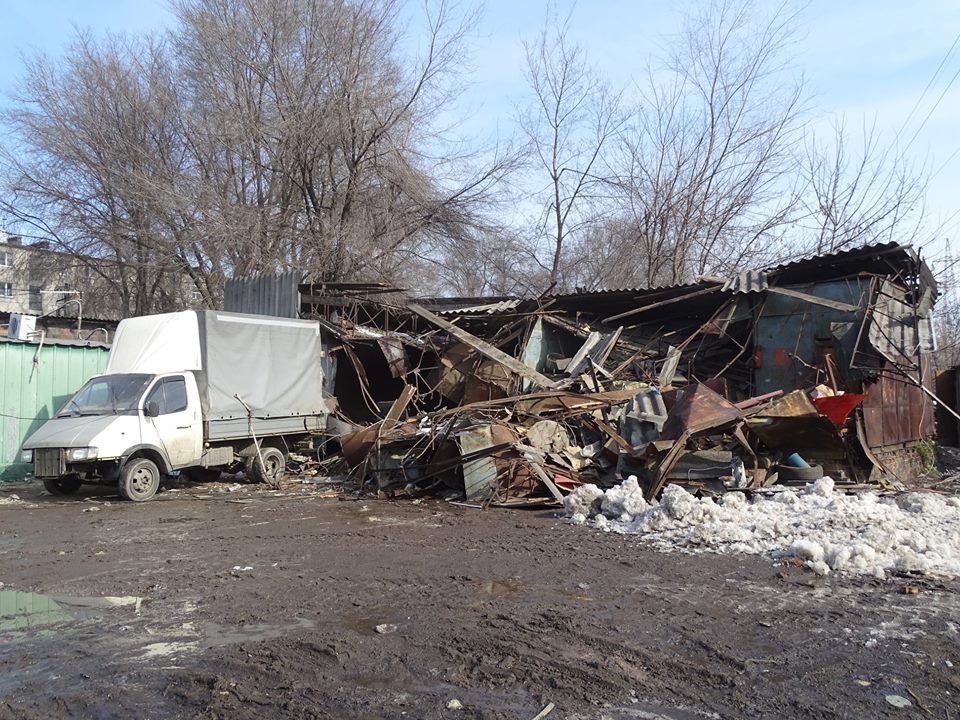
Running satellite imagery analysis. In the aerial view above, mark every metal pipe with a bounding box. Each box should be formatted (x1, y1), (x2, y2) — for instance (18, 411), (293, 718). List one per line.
(37, 292), (83, 335)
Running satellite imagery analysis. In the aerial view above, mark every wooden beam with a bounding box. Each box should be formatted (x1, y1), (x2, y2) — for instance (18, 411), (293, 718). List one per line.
(380, 384), (416, 434)
(406, 303), (557, 389)
(524, 457), (567, 503)
(766, 286), (860, 313)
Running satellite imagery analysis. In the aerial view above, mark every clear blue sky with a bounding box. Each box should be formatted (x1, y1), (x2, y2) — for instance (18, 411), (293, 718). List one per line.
(2, 0), (959, 269)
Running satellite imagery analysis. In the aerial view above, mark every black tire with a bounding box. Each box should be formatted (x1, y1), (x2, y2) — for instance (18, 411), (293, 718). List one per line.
(775, 464), (825, 483)
(246, 447), (286, 485)
(42, 476), (82, 495)
(119, 458), (161, 502)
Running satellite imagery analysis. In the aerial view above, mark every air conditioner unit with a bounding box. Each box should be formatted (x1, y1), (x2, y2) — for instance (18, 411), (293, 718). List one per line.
(8, 313), (37, 341)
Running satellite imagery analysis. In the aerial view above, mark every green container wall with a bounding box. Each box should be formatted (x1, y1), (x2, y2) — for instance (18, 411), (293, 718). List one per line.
(0, 341), (109, 480)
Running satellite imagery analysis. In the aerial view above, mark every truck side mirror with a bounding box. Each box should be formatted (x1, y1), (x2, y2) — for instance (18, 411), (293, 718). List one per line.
(144, 401), (160, 418)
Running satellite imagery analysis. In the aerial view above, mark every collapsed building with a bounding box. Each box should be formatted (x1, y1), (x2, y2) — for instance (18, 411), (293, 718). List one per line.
(225, 242), (939, 505)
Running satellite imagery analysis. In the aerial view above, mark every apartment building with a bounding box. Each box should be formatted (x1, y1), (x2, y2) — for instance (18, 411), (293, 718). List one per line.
(0, 231), (94, 317)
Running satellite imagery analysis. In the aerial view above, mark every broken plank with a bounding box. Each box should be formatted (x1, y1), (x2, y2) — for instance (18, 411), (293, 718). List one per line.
(380, 384), (416, 434)
(407, 303), (558, 389)
(524, 457), (567, 503)
(588, 416), (635, 454)
(766, 286), (860, 313)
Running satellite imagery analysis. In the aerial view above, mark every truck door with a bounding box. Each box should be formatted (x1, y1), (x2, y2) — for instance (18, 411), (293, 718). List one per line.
(142, 375), (202, 468)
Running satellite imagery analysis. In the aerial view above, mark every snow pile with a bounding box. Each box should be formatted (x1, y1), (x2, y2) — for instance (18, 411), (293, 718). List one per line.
(566, 476), (960, 577)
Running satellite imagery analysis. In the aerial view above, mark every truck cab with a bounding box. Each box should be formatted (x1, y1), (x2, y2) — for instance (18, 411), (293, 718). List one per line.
(22, 371), (205, 501)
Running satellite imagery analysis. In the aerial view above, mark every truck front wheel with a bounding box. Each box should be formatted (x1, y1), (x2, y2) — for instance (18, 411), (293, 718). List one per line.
(119, 458), (160, 502)
(43, 476), (82, 495)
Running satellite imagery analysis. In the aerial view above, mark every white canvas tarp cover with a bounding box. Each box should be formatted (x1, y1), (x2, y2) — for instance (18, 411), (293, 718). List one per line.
(106, 310), (326, 421)
(199, 312), (326, 420)
(106, 311), (203, 375)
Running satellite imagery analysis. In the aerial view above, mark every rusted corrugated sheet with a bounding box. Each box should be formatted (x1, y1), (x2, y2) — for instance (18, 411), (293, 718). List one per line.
(860, 357), (935, 448)
(223, 273), (300, 318)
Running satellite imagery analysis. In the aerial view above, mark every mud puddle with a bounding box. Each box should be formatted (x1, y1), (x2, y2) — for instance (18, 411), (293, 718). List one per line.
(141, 617), (317, 660)
(0, 589), (142, 635)
(589, 704), (721, 720)
(0, 590), (74, 633)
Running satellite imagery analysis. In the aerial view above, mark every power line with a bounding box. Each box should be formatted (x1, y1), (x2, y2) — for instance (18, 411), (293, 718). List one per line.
(901, 63), (960, 157)
(897, 30), (960, 142)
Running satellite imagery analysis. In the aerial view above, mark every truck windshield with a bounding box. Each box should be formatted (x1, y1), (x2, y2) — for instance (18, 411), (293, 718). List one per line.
(58, 374), (154, 417)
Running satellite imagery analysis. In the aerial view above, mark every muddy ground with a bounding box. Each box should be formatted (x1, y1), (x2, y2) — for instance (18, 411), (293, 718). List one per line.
(0, 479), (958, 720)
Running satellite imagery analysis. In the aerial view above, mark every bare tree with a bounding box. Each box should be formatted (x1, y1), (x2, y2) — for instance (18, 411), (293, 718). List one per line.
(799, 118), (927, 253)
(566, 0), (805, 291)
(0, 32), (192, 316)
(0, 0), (515, 315)
(520, 8), (623, 291)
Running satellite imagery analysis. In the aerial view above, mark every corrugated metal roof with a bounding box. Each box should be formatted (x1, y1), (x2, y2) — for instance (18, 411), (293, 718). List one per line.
(547, 280), (700, 300)
(0, 336), (110, 349)
(546, 242), (916, 301)
(722, 270), (769, 294)
(436, 299), (524, 316)
(767, 241), (903, 274)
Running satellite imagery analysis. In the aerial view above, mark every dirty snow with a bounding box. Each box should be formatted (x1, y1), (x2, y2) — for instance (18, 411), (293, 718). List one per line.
(566, 476), (960, 578)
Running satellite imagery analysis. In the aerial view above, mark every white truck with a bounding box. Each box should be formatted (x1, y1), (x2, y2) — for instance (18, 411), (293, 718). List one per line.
(21, 310), (332, 501)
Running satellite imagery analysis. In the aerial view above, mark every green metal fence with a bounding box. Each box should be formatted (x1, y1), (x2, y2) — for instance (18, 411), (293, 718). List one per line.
(1, 339), (109, 480)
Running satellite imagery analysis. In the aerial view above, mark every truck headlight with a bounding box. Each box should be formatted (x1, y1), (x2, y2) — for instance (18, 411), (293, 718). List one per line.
(66, 447), (98, 462)
(20, 449), (33, 463)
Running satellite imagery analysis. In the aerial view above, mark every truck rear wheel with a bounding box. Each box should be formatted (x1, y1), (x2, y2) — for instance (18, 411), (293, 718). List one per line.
(42, 476), (82, 495)
(119, 458), (160, 501)
(247, 447), (285, 485)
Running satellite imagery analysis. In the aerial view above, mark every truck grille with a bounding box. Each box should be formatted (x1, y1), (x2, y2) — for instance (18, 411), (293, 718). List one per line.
(34, 449), (65, 478)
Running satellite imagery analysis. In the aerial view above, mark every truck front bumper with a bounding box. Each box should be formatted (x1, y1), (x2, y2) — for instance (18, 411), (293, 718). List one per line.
(29, 448), (106, 478)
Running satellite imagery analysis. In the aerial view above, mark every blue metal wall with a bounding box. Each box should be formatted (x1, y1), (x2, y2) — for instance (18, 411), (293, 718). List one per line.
(754, 279), (870, 394)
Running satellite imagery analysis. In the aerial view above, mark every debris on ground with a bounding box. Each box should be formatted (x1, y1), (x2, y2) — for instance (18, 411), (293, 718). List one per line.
(264, 243), (945, 513)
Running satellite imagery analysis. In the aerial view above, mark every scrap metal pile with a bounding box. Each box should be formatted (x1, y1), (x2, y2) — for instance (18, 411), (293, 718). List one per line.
(233, 243), (941, 507)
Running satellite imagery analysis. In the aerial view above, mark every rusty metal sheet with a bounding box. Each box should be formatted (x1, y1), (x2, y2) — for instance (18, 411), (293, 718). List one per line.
(754, 390), (818, 418)
(861, 360), (936, 449)
(376, 337), (408, 378)
(463, 361), (511, 404)
(457, 424), (541, 503)
(660, 384), (742, 440)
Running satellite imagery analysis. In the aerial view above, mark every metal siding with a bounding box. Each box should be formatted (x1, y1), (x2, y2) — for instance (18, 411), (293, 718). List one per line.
(0, 341), (109, 480)
(861, 386), (884, 448)
(223, 273), (300, 318)
(754, 279), (870, 394)
(861, 363), (934, 449)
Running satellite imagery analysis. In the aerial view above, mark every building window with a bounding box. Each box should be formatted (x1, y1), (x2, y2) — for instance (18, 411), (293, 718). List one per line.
(28, 286), (42, 312)
(1, 283), (13, 297)
(0, 251), (10, 267)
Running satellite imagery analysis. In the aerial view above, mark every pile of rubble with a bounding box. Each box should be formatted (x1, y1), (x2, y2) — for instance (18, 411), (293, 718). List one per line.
(336, 357), (875, 507)
(229, 243), (944, 507)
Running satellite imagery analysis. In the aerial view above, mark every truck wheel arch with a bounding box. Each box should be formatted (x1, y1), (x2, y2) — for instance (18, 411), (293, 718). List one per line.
(121, 446), (171, 475)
